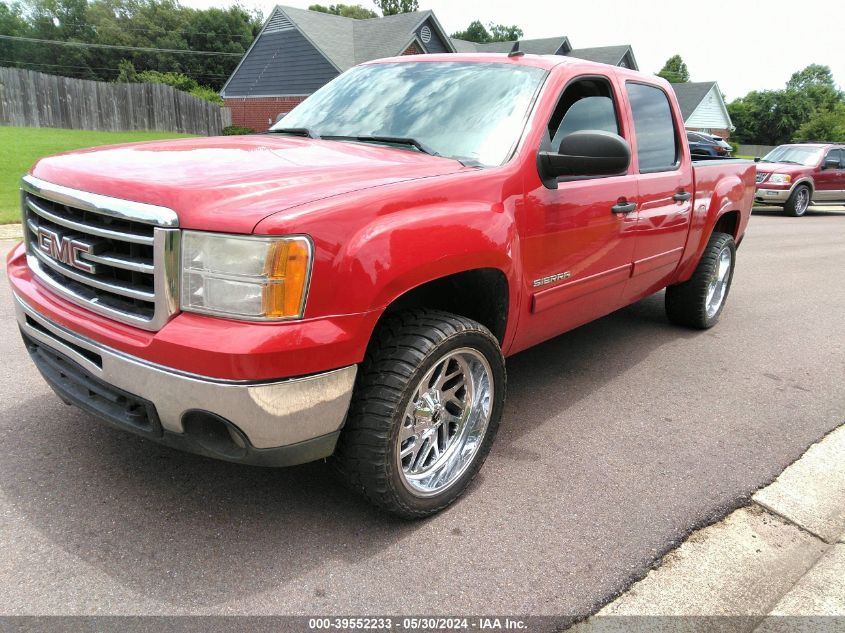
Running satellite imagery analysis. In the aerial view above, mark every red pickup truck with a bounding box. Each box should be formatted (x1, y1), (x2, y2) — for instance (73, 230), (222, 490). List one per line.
(7, 54), (754, 517)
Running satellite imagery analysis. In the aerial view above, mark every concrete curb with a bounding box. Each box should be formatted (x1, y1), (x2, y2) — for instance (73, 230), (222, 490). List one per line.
(0, 223), (23, 240)
(571, 424), (845, 630)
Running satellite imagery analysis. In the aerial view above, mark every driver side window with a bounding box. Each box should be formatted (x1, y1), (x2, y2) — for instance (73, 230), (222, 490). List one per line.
(546, 77), (621, 152)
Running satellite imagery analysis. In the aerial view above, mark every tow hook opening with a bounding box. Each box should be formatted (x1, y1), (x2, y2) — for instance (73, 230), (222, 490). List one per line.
(181, 410), (249, 460)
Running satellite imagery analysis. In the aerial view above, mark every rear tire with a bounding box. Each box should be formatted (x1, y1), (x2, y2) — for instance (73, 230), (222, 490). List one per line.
(333, 309), (506, 519)
(665, 232), (736, 329)
(784, 184), (810, 217)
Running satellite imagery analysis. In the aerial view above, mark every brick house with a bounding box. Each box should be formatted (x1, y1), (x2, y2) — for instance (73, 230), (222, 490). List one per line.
(671, 81), (734, 139)
(221, 5), (640, 131)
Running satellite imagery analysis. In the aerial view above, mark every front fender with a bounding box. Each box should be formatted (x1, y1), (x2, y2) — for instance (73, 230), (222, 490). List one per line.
(337, 203), (516, 312)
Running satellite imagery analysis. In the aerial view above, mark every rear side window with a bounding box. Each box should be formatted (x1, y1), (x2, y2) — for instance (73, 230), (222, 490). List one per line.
(626, 83), (679, 172)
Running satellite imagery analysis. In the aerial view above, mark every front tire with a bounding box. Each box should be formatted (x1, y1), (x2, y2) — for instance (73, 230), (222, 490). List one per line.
(333, 309), (506, 519)
(665, 232), (736, 329)
(784, 184), (811, 217)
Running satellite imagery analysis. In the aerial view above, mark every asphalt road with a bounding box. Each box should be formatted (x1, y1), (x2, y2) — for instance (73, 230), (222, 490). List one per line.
(1, 207), (843, 624)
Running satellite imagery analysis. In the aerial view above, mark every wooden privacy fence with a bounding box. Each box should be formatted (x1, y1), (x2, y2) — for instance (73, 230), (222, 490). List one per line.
(0, 67), (232, 135)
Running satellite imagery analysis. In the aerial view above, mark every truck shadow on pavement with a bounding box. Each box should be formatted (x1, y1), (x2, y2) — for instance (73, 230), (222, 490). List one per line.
(1, 291), (698, 609)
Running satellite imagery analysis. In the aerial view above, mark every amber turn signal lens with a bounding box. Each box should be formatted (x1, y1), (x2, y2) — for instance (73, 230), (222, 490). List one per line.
(263, 238), (311, 318)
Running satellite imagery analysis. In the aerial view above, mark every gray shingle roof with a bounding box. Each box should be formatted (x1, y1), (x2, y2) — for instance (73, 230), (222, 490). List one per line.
(514, 37), (571, 55)
(278, 6), (354, 71)
(352, 10), (432, 64)
(567, 45), (633, 67)
(449, 36), (570, 55)
(670, 81), (717, 120)
(449, 38), (478, 53)
(278, 6), (448, 70)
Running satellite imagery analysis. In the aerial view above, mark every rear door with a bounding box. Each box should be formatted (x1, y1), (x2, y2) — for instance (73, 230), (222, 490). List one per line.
(623, 81), (693, 303)
(815, 149), (845, 201)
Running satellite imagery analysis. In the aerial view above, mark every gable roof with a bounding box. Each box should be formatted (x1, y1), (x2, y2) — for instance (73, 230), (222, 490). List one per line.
(670, 81), (718, 120)
(449, 36), (571, 56)
(278, 5), (455, 71)
(278, 6), (354, 71)
(566, 45), (637, 69)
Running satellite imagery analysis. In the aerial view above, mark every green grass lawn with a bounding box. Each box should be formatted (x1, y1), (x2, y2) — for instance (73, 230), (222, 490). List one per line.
(0, 127), (196, 224)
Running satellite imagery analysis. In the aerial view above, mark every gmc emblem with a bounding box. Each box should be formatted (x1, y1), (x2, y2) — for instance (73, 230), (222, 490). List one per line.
(36, 226), (97, 274)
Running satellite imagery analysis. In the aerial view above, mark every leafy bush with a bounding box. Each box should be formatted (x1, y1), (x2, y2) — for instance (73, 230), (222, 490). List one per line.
(117, 62), (223, 106)
(188, 86), (224, 106)
(222, 125), (256, 135)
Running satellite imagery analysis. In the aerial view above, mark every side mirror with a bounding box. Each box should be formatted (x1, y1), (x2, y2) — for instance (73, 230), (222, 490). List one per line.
(538, 130), (631, 188)
(823, 158), (839, 170)
(754, 157), (761, 163)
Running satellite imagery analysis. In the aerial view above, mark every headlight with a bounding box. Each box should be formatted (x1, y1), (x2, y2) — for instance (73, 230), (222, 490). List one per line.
(181, 231), (312, 320)
(769, 174), (792, 185)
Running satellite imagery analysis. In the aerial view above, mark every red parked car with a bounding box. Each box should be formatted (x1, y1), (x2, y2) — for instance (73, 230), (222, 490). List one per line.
(755, 143), (845, 216)
(7, 54), (755, 517)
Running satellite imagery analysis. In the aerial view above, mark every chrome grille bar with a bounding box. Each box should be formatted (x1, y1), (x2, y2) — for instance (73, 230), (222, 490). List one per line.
(30, 246), (156, 302)
(27, 198), (155, 245)
(21, 175), (180, 331)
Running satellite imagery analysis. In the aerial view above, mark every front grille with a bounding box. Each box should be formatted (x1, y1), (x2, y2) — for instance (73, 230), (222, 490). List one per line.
(756, 172), (769, 183)
(21, 176), (180, 331)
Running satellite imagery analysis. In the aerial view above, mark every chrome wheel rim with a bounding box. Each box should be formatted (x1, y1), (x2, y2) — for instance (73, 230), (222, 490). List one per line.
(705, 245), (732, 319)
(396, 348), (493, 498)
(795, 188), (809, 215)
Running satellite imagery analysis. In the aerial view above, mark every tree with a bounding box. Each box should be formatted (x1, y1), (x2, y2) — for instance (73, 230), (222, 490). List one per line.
(728, 64), (845, 144)
(657, 54), (690, 83)
(451, 20), (490, 43)
(787, 64), (835, 91)
(489, 23), (523, 42)
(451, 20), (524, 43)
(5, 0), (262, 88)
(309, 3), (378, 18)
(373, 0), (417, 16)
(0, 1), (30, 60)
(793, 102), (845, 142)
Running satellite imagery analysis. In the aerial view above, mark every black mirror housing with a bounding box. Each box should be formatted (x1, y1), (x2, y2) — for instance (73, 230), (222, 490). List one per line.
(538, 130), (631, 188)
(754, 157), (761, 163)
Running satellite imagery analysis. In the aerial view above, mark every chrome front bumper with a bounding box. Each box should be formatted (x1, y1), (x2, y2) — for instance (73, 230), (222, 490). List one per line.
(15, 295), (357, 466)
(755, 188), (791, 203)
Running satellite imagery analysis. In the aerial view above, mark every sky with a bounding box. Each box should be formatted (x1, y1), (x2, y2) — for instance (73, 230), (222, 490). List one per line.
(180, 0), (845, 100)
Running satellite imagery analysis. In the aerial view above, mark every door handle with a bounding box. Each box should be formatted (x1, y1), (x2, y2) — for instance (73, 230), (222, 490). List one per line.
(611, 201), (637, 214)
(673, 191), (692, 202)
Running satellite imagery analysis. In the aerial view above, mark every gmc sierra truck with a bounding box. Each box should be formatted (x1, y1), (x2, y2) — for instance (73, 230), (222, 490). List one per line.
(7, 54), (755, 518)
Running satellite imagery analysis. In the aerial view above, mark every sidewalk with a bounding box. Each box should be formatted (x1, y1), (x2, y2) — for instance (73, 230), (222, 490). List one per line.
(572, 423), (845, 632)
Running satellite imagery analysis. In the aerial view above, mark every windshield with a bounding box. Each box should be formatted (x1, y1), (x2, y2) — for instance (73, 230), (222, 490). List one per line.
(271, 62), (547, 167)
(761, 145), (823, 166)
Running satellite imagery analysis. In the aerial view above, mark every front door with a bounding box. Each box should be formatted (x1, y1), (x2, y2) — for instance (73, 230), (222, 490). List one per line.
(513, 74), (638, 353)
(814, 149), (845, 202)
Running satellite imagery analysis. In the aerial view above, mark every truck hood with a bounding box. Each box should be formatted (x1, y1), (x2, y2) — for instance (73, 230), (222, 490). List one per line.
(755, 162), (811, 175)
(30, 135), (468, 232)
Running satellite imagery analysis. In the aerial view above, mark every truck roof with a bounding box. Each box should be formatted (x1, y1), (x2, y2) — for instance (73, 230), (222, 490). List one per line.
(363, 52), (665, 86)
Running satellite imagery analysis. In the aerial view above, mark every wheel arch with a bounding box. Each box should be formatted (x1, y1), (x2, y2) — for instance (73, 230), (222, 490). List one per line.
(371, 267), (511, 346)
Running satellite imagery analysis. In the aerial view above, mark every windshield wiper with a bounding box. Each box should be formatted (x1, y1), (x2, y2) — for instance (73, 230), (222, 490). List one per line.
(323, 135), (441, 157)
(267, 127), (320, 139)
